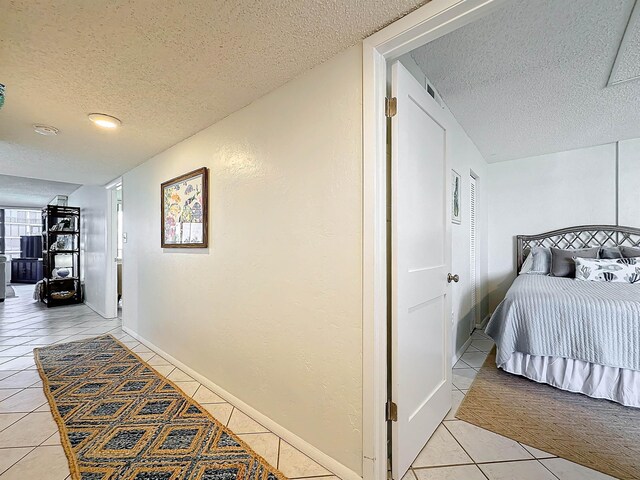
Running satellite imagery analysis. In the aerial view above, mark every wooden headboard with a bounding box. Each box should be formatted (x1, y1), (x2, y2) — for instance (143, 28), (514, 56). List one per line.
(516, 225), (640, 271)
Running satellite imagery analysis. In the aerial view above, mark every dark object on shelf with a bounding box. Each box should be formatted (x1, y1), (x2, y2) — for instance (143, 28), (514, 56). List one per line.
(20, 235), (43, 259)
(41, 206), (82, 307)
(11, 258), (43, 284)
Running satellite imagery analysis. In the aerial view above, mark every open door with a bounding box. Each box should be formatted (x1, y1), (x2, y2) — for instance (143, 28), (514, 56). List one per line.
(390, 61), (453, 479)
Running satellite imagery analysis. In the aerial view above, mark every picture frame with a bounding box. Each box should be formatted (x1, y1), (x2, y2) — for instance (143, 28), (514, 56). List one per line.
(161, 167), (209, 248)
(451, 169), (462, 225)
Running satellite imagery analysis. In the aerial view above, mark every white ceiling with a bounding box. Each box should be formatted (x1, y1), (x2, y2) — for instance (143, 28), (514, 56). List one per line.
(0, 174), (80, 208)
(0, 0), (426, 186)
(411, 0), (640, 163)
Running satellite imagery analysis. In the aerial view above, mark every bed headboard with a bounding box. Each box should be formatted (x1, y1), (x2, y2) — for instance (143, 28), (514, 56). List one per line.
(516, 225), (640, 271)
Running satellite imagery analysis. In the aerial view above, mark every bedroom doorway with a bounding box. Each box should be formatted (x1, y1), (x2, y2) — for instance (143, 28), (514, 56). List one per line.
(106, 179), (123, 318)
(470, 172), (480, 331)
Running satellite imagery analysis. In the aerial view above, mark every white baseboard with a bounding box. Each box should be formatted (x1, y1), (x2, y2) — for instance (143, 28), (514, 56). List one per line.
(121, 326), (362, 480)
(475, 314), (490, 330)
(454, 335), (473, 364)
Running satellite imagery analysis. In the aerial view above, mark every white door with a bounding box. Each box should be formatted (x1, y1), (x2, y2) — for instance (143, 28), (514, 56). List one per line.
(390, 61), (453, 479)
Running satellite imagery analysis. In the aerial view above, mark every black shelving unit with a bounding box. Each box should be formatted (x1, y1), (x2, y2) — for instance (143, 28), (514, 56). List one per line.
(41, 206), (82, 307)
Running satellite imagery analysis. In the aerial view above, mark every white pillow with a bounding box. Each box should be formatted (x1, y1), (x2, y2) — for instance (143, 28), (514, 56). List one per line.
(519, 253), (534, 274)
(574, 257), (640, 283)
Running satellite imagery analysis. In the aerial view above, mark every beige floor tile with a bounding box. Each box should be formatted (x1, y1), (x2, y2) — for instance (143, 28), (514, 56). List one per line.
(402, 471), (417, 480)
(42, 432), (63, 445)
(135, 351), (155, 361)
(445, 421), (533, 463)
(540, 458), (619, 480)
(227, 409), (269, 435)
(0, 357), (35, 371)
(459, 351), (489, 368)
(0, 447), (33, 475)
(192, 386), (225, 404)
(521, 443), (555, 459)
(0, 444), (70, 480)
(479, 460), (557, 480)
(147, 354), (171, 366)
(412, 424), (473, 468)
(173, 381), (200, 397)
(131, 344), (152, 353)
(202, 403), (234, 425)
(413, 464), (486, 480)
(0, 345), (40, 357)
(0, 370), (41, 389)
(151, 365), (175, 377)
(0, 412), (58, 447)
(166, 369), (195, 383)
(0, 413), (27, 433)
(453, 359), (470, 369)
(277, 441), (331, 478)
(469, 339), (494, 352)
(0, 372), (18, 381)
(0, 390), (20, 402)
(0, 388), (47, 413)
(452, 369), (477, 390)
(445, 391), (465, 421)
(238, 432), (280, 467)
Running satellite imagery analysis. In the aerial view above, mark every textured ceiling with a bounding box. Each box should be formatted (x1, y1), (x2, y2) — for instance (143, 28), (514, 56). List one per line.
(411, 0), (639, 163)
(0, 174), (80, 208)
(0, 0), (427, 185)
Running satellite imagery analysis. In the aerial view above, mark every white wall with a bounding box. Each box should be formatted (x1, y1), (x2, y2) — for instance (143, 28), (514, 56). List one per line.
(619, 138), (640, 227)
(68, 186), (112, 318)
(123, 45), (363, 476)
(487, 143), (621, 310)
(400, 55), (490, 356)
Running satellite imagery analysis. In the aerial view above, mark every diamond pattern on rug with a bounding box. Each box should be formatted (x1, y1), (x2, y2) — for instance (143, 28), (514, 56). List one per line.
(34, 335), (285, 480)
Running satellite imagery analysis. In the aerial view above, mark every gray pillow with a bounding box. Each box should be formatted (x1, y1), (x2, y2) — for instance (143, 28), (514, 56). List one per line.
(621, 245), (640, 258)
(599, 246), (623, 259)
(529, 247), (551, 275)
(550, 247), (600, 278)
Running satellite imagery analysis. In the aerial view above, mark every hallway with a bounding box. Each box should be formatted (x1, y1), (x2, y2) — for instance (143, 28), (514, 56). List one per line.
(0, 286), (333, 479)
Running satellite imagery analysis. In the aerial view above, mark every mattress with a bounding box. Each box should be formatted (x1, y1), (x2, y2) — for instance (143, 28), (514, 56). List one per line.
(486, 275), (640, 371)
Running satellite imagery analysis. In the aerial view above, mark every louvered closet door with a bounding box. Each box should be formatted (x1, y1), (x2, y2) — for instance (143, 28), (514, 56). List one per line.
(469, 175), (479, 330)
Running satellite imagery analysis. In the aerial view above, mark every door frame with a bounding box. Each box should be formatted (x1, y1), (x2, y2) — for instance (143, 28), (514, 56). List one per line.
(105, 177), (122, 319)
(361, 1), (506, 478)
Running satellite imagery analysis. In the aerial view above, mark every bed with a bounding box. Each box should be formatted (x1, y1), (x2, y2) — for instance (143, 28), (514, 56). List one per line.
(485, 225), (640, 407)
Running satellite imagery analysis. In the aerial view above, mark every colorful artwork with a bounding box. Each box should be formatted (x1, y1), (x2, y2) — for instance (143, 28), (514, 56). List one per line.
(451, 169), (461, 224)
(161, 168), (208, 248)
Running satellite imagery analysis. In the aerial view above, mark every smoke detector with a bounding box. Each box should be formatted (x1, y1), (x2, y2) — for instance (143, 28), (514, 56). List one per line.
(33, 124), (60, 136)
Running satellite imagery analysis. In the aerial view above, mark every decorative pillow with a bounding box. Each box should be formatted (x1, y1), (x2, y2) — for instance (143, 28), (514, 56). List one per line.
(550, 247), (600, 278)
(523, 247), (551, 275)
(599, 246), (623, 259)
(621, 245), (640, 258)
(575, 257), (640, 283)
(519, 252), (534, 275)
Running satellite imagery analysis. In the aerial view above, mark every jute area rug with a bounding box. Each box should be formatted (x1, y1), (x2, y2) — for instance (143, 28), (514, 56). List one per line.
(456, 349), (640, 480)
(35, 335), (286, 480)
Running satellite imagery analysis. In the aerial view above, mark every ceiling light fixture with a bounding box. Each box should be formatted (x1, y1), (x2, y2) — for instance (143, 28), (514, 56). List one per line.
(33, 124), (59, 136)
(88, 113), (122, 129)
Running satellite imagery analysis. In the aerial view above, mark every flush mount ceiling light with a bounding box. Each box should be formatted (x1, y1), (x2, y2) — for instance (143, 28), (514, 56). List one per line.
(88, 113), (122, 129)
(33, 124), (59, 136)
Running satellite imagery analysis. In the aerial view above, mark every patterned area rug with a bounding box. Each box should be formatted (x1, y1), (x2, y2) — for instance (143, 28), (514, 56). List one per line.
(456, 348), (640, 480)
(35, 335), (286, 480)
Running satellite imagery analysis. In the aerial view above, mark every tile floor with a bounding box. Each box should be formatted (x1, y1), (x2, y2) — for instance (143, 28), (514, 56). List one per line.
(0, 285), (337, 480)
(0, 285), (619, 480)
(405, 329), (618, 480)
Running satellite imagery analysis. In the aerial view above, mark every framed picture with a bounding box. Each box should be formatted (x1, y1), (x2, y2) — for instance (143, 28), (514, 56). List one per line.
(451, 169), (461, 225)
(161, 167), (208, 248)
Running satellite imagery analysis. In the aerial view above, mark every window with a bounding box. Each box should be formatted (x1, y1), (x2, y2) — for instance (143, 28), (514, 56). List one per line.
(0, 208), (42, 260)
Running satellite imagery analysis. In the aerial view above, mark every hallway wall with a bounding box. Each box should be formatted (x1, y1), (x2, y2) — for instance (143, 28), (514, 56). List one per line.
(68, 185), (112, 318)
(122, 45), (363, 476)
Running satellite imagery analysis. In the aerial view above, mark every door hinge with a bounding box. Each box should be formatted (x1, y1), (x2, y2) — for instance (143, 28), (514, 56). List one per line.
(385, 97), (397, 117)
(386, 401), (398, 422)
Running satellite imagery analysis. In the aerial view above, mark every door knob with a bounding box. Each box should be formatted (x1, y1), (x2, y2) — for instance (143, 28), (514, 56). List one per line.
(447, 273), (459, 283)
